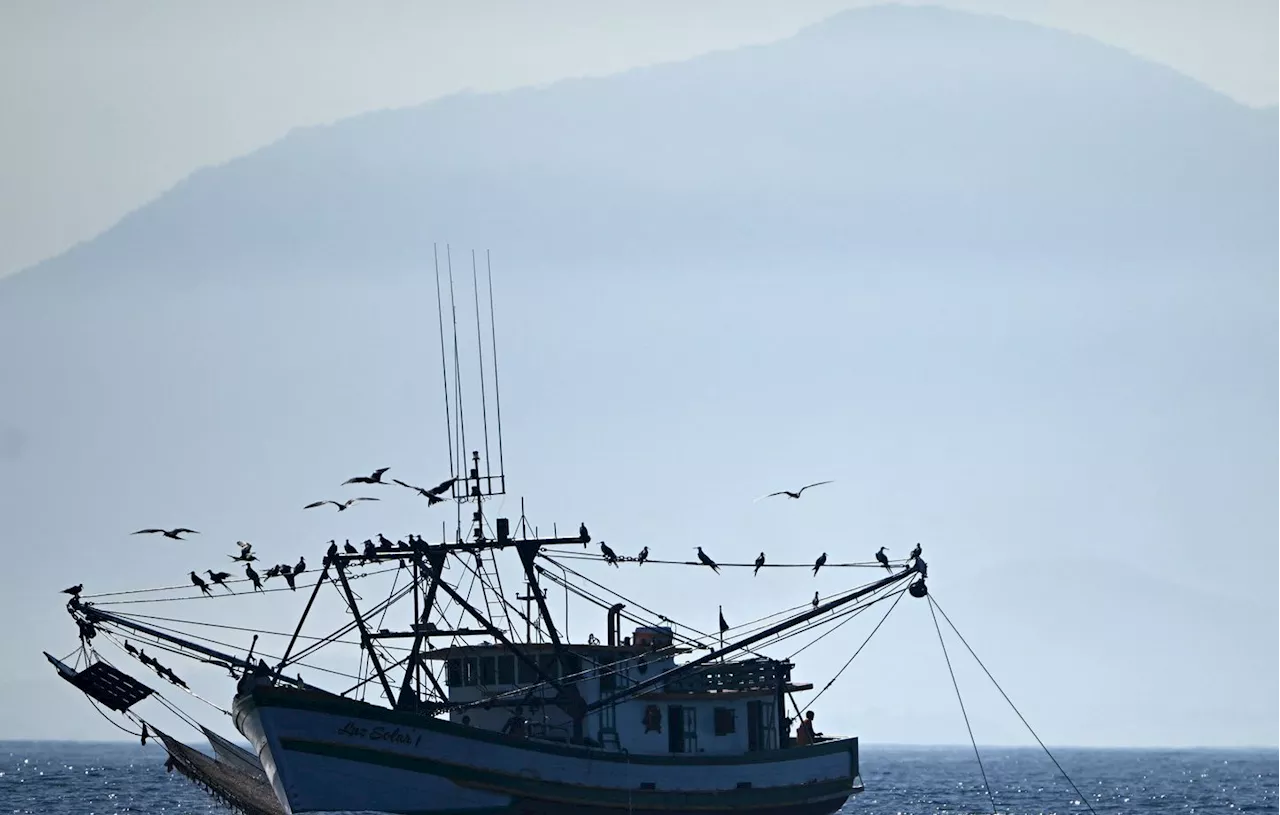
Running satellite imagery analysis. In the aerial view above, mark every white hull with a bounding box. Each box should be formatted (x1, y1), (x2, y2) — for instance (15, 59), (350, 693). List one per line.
(234, 684), (861, 815)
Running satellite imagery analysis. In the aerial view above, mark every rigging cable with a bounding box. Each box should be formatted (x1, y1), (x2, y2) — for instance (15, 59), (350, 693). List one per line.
(927, 595), (996, 815)
(930, 595), (1099, 815)
(801, 587), (907, 711)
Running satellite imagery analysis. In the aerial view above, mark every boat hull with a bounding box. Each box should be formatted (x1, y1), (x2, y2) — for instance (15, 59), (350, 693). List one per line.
(234, 684), (861, 815)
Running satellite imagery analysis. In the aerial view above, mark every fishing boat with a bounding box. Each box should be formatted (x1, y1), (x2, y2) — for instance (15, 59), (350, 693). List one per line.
(44, 248), (1094, 815)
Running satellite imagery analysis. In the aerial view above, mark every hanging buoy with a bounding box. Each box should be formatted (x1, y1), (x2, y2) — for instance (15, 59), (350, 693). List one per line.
(909, 579), (928, 598)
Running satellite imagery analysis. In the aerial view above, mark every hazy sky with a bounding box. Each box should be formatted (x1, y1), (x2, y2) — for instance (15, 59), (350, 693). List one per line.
(0, 0), (1276, 279)
(0, 0), (1274, 755)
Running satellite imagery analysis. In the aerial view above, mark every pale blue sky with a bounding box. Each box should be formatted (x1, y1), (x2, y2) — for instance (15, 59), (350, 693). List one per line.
(0, 2), (1275, 748)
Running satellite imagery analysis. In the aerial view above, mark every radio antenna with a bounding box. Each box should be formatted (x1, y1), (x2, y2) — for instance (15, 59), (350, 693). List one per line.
(487, 249), (506, 486)
(433, 243), (455, 477)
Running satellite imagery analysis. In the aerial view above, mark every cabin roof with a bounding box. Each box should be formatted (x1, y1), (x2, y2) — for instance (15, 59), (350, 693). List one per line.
(423, 642), (690, 660)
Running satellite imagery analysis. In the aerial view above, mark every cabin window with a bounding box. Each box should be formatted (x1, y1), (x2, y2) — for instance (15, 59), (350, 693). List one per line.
(714, 707), (737, 736)
(517, 657), (537, 684)
(479, 656), (496, 686)
(463, 657), (479, 687)
(447, 659), (462, 686)
(497, 655), (515, 685)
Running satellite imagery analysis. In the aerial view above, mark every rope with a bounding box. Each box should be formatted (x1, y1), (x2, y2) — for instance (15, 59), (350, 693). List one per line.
(87, 562), (405, 604)
(930, 595), (1099, 815)
(927, 595), (996, 815)
(551, 551), (910, 570)
(801, 587), (907, 710)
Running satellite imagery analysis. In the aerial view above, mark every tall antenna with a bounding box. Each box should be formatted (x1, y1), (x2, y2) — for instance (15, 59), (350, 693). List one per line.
(487, 250), (506, 484)
(471, 250), (492, 485)
(433, 244), (455, 477)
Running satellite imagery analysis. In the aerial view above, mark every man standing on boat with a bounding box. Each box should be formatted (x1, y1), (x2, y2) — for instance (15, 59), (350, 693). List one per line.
(795, 710), (821, 746)
(503, 706), (528, 738)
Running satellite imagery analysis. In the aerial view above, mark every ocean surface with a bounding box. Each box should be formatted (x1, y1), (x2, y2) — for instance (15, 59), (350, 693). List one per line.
(0, 741), (1274, 814)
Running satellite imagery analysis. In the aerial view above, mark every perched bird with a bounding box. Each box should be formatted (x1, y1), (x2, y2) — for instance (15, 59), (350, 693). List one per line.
(875, 546), (891, 571)
(61, 584), (83, 597)
(757, 481), (834, 501)
(378, 533), (394, 548)
(303, 497), (380, 511)
(695, 546), (720, 573)
(294, 557), (306, 578)
(343, 467), (390, 486)
(190, 571), (211, 596)
(264, 564), (282, 580)
(753, 552), (766, 576)
(124, 641), (139, 657)
(812, 591), (820, 609)
(206, 570), (234, 593)
(910, 542), (922, 561)
(343, 540), (358, 555)
(579, 523), (590, 545)
(600, 542), (619, 566)
(362, 539), (378, 563)
(245, 564), (263, 592)
(326, 541), (338, 560)
(134, 528), (198, 540)
(140, 722), (150, 747)
(813, 552), (827, 576)
(637, 546), (649, 566)
(283, 570), (297, 591)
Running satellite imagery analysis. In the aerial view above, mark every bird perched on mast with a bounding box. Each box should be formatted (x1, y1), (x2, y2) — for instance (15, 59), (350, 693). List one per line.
(910, 542), (922, 561)
(695, 546), (720, 573)
(756, 481), (834, 501)
(812, 552), (827, 576)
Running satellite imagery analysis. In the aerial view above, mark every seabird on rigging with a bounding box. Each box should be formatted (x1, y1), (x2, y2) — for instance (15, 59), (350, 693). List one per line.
(813, 553), (827, 575)
(875, 546), (891, 571)
(695, 546), (720, 573)
(189, 571), (211, 596)
(754, 553), (766, 576)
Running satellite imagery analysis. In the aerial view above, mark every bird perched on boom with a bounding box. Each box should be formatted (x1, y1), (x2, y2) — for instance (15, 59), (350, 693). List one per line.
(304, 497), (379, 511)
(343, 467), (390, 486)
(910, 542), (922, 561)
(134, 528), (198, 540)
(875, 546), (891, 571)
(757, 481), (834, 501)
(695, 546), (720, 573)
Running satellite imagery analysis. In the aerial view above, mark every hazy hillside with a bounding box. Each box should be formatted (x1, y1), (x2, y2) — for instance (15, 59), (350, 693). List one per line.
(5, 4), (1276, 295)
(0, 6), (1274, 745)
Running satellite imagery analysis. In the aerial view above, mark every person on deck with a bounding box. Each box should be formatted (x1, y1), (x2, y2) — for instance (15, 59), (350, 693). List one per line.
(503, 706), (528, 738)
(795, 710), (821, 746)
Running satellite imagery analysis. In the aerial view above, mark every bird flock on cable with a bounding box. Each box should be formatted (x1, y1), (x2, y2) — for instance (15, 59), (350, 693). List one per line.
(61, 467), (457, 602)
(62, 474), (925, 603)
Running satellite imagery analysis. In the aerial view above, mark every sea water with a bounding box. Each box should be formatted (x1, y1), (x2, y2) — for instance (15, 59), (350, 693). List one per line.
(0, 741), (1274, 814)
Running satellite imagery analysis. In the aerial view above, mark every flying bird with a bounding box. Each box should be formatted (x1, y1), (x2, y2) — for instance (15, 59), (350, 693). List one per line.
(229, 541), (257, 562)
(599, 542), (619, 566)
(753, 553), (766, 576)
(757, 481), (834, 501)
(304, 497), (380, 511)
(190, 571), (211, 596)
(909, 542), (922, 561)
(205, 570), (234, 593)
(391, 479), (445, 504)
(695, 546), (720, 573)
(637, 546), (649, 566)
(342, 467), (390, 486)
(875, 546), (891, 572)
(61, 584), (83, 597)
(245, 564), (263, 592)
(812, 552), (827, 576)
(134, 528), (199, 540)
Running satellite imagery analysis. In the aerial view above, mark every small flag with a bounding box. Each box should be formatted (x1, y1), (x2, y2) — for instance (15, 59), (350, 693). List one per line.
(718, 608), (729, 634)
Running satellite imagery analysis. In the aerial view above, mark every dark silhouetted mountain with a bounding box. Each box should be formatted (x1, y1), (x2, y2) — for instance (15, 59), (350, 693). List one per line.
(4, 4), (1275, 297)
